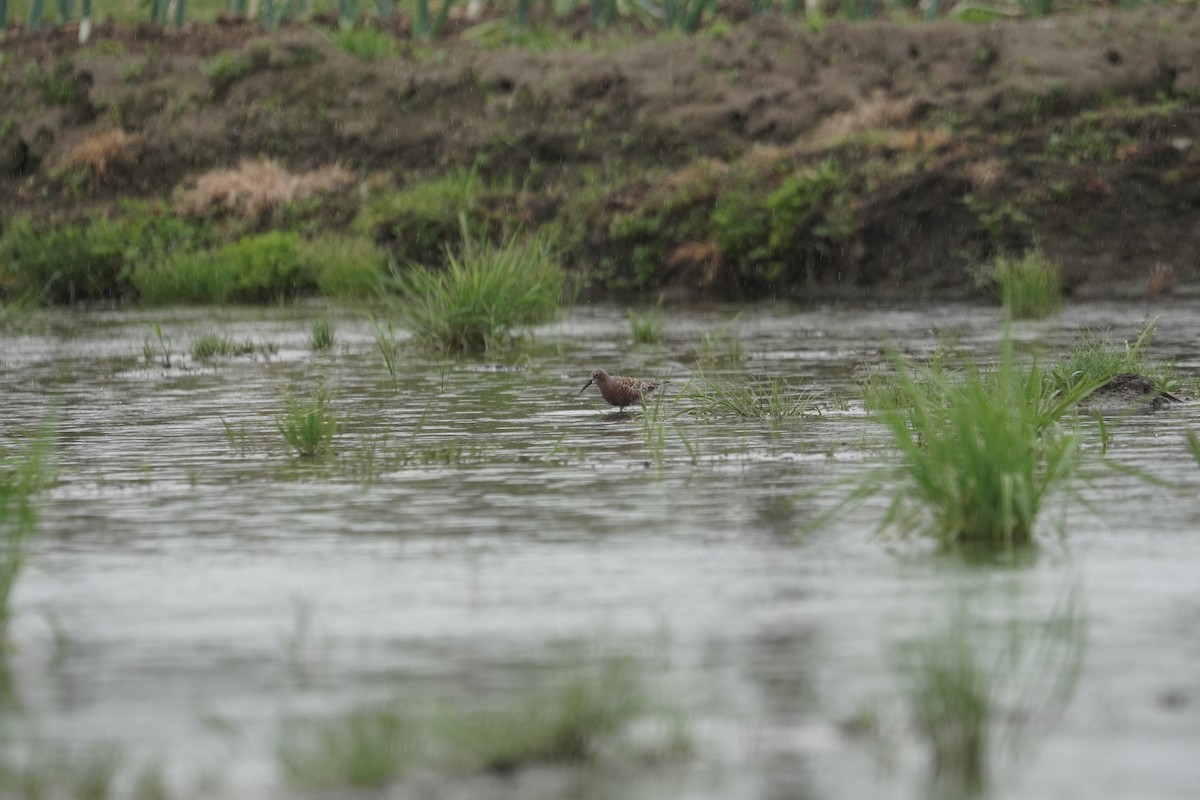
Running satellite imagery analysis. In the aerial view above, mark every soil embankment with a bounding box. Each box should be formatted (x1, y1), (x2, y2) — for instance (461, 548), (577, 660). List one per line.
(2, 8), (1199, 301)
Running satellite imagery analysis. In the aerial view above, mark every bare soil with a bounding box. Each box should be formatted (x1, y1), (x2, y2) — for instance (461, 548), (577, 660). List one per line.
(3, 7), (1200, 301)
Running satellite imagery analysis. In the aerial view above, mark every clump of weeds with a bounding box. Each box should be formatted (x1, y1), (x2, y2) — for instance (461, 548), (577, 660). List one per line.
(276, 384), (338, 459)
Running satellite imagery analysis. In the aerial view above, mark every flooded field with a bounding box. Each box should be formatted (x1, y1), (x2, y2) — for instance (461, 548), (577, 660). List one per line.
(2, 300), (1199, 799)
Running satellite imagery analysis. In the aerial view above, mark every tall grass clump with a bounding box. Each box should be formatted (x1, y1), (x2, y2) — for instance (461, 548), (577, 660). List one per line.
(857, 330), (1103, 547)
(979, 251), (1061, 320)
(385, 233), (563, 353)
(0, 427), (54, 644)
(276, 385), (338, 458)
(1044, 319), (1180, 397)
(628, 306), (663, 345)
(439, 658), (647, 772)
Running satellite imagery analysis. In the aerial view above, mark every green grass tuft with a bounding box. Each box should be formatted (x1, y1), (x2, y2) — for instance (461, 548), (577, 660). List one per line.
(855, 329), (1103, 547)
(276, 385), (338, 458)
(310, 317), (335, 351)
(628, 306), (663, 345)
(684, 369), (818, 420)
(980, 250), (1062, 320)
(695, 316), (744, 365)
(385, 233), (562, 353)
(332, 26), (398, 59)
(1044, 319), (1180, 397)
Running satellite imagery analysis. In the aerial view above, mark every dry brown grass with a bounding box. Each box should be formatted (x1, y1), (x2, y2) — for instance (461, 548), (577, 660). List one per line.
(811, 91), (922, 144)
(1144, 261), (1177, 300)
(58, 129), (143, 177)
(962, 157), (1006, 189)
(175, 159), (354, 223)
(666, 239), (724, 289)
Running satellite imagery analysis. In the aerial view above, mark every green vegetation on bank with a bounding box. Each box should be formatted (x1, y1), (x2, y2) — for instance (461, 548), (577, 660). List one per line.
(3, 0), (1138, 34)
(0, 206), (387, 306)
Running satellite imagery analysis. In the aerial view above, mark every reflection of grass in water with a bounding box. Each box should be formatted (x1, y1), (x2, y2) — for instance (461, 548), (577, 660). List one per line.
(278, 655), (677, 789)
(895, 591), (1085, 798)
(279, 702), (417, 789)
(190, 331), (261, 361)
(0, 426), (54, 645)
(438, 659), (646, 773)
(0, 742), (178, 800)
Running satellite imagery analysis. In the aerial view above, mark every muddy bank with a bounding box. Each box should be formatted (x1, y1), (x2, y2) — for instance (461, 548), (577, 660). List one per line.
(2, 7), (1199, 301)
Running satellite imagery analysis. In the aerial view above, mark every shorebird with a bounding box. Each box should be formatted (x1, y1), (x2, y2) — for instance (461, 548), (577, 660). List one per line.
(578, 369), (661, 412)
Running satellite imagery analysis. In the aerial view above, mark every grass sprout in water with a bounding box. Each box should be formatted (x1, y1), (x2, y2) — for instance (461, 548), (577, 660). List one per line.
(384, 231), (562, 353)
(276, 385), (338, 458)
(0, 426), (53, 644)
(695, 315), (744, 365)
(190, 331), (260, 361)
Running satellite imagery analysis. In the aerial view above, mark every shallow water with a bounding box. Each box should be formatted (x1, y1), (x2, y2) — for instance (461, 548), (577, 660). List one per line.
(2, 300), (1199, 799)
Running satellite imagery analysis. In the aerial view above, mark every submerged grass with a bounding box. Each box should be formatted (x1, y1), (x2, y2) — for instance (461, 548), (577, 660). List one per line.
(384, 232), (563, 353)
(276, 385), (338, 458)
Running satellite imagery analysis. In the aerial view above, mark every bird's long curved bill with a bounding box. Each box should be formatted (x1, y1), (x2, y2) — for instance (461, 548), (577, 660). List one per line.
(578, 378), (594, 395)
